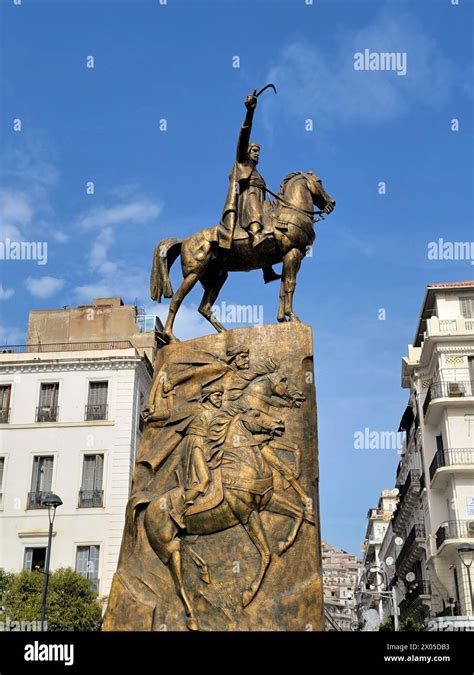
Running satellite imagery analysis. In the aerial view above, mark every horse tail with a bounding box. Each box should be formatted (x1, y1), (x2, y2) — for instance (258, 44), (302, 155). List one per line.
(150, 237), (182, 302)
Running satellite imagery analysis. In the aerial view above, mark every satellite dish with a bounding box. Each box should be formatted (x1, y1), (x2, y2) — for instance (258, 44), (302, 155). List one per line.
(385, 556), (394, 566)
(406, 572), (416, 582)
(395, 536), (404, 546)
(392, 488), (399, 496)
(369, 584), (375, 590)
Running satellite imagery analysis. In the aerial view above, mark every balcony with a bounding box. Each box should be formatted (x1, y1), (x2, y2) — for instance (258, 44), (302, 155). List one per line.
(27, 491), (53, 509)
(0, 408), (10, 423)
(436, 520), (474, 551)
(423, 380), (474, 423)
(399, 580), (432, 620)
(84, 404), (108, 421)
(36, 406), (59, 423)
(392, 470), (422, 534)
(78, 489), (104, 508)
(426, 315), (474, 340)
(430, 448), (474, 488)
(395, 524), (426, 578)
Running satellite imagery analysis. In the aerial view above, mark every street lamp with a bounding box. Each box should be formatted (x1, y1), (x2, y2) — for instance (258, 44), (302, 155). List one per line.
(367, 564), (399, 631)
(39, 494), (62, 630)
(458, 544), (474, 616)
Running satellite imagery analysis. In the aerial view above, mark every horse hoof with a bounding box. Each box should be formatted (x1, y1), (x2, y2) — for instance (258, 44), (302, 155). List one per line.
(200, 570), (211, 585)
(242, 589), (255, 608)
(186, 617), (200, 631)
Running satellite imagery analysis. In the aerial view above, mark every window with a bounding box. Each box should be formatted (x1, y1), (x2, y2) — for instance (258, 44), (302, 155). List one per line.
(0, 457), (4, 506)
(28, 456), (54, 509)
(37, 383), (59, 422)
(76, 545), (100, 593)
(85, 381), (108, 420)
(24, 547), (47, 571)
(0, 385), (11, 423)
(79, 454), (104, 507)
(460, 296), (474, 319)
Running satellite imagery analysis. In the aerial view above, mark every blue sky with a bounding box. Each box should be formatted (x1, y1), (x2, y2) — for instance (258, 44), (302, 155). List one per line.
(0, 0), (473, 556)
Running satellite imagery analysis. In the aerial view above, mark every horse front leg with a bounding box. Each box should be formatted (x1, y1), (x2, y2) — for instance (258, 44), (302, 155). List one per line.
(168, 549), (200, 631)
(241, 511), (272, 607)
(277, 277), (286, 322)
(281, 248), (303, 322)
(266, 491), (305, 556)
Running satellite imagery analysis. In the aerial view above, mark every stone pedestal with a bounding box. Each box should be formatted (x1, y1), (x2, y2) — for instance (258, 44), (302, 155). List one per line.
(103, 322), (323, 631)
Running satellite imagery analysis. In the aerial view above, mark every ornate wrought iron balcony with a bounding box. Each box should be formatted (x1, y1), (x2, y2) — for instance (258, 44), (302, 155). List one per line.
(78, 489), (104, 508)
(35, 406), (59, 423)
(436, 520), (474, 550)
(423, 380), (474, 416)
(84, 404), (108, 421)
(27, 491), (53, 509)
(430, 448), (474, 482)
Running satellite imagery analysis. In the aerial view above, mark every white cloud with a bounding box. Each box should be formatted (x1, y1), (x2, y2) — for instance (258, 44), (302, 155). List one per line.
(78, 200), (161, 230)
(89, 226), (117, 274)
(25, 276), (64, 298)
(264, 9), (457, 130)
(0, 284), (15, 300)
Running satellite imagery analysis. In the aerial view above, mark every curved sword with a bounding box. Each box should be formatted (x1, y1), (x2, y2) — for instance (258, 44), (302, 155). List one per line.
(252, 83), (277, 98)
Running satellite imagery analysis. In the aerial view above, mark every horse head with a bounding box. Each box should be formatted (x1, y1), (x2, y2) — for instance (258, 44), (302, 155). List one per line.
(280, 171), (335, 216)
(241, 409), (285, 438)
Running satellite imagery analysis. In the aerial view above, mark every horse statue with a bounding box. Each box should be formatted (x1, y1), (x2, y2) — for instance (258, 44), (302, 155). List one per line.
(151, 170), (335, 342)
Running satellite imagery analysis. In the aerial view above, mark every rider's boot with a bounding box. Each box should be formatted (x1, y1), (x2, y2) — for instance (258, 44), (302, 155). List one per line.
(249, 222), (265, 248)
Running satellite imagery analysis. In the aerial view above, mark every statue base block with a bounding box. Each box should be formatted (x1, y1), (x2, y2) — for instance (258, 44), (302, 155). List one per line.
(103, 322), (323, 631)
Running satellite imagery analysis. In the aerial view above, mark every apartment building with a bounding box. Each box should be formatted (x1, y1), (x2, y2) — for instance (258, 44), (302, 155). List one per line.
(0, 297), (162, 599)
(358, 490), (398, 627)
(322, 540), (362, 631)
(378, 282), (474, 627)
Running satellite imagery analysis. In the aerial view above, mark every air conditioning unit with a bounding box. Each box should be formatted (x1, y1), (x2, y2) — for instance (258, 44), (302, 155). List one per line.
(447, 382), (465, 397)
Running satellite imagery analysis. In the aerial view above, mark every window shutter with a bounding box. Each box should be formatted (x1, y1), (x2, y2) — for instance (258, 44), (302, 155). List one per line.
(24, 548), (33, 571)
(31, 457), (40, 491)
(0, 386), (11, 410)
(94, 455), (104, 490)
(88, 382), (108, 406)
(39, 383), (59, 407)
(89, 545), (100, 578)
(460, 296), (474, 319)
(38, 456), (53, 491)
(82, 456), (95, 491)
(75, 546), (89, 577)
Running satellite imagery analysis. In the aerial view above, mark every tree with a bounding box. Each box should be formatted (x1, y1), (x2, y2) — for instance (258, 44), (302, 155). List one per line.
(378, 616), (395, 631)
(1, 568), (103, 631)
(399, 616), (423, 631)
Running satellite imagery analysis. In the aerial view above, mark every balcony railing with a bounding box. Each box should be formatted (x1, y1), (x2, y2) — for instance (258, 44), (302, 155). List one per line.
(426, 315), (474, 338)
(27, 491), (53, 509)
(399, 580), (432, 615)
(423, 381), (474, 416)
(0, 408), (10, 423)
(436, 520), (474, 549)
(0, 341), (134, 353)
(36, 406), (59, 423)
(430, 448), (474, 481)
(396, 524), (426, 570)
(398, 470), (421, 504)
(78, 489), (104, 508)
(84, 404), (108, 421)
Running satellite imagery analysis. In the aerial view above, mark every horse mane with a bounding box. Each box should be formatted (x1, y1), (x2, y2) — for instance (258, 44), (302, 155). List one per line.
(279, 171), (304, 194)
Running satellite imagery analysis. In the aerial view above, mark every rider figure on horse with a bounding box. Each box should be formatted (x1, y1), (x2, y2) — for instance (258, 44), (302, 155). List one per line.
(219, 92), (280, 284)
(170, 382), (227, 529)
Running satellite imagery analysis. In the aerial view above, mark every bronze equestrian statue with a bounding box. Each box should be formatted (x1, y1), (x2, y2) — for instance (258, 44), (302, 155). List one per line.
(150, 88), (335, 343)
